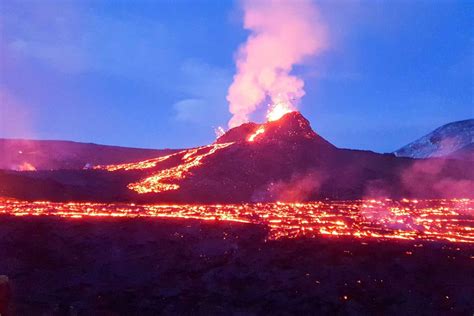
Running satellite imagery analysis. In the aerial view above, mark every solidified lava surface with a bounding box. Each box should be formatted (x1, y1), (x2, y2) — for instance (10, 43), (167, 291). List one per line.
(0, 215), (473, 315)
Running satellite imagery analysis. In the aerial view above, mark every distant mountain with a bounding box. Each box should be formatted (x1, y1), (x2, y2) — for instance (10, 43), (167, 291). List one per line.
(0, 139), (178, 170)
(446, 143), (474, 161)
(394, 119), (474, 159)
(1, 112), (473, 202)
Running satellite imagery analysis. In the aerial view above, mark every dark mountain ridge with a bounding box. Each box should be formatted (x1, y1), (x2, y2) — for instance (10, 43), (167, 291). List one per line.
(0, 138), (178, 170)
(1, 112), (473, 202)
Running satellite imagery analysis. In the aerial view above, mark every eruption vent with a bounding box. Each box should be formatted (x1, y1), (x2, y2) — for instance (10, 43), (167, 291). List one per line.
(227, 0), (326, 128)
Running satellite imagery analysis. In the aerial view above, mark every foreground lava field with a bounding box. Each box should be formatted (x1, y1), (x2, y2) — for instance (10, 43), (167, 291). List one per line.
(1, 211), (473, 314)
(1, 198), (473, 314)
(1, 198), (473, 243)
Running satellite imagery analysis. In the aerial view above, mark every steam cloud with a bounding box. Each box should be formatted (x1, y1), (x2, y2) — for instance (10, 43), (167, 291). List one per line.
(227, 0), (327, 128)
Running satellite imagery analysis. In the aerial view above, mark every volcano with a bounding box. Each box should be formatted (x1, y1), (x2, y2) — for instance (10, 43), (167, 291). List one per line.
(216, 111), (333, 146)
(1, 112), (473, 202)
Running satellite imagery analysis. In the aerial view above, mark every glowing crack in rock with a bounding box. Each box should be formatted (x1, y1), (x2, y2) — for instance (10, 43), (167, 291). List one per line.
(128, 142), (234, 193)
(1, 198), (472, 243)
(94, 153), (176, 171)
(96, 142), (234, 193)
(248, 126), (265, 142)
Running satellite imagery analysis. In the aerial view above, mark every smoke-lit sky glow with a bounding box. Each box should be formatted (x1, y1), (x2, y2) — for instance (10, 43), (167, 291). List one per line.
(0, 0), (472, 152)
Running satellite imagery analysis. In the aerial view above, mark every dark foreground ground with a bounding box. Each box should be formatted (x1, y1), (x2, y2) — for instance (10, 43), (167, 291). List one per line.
(0, 216), (473, 315)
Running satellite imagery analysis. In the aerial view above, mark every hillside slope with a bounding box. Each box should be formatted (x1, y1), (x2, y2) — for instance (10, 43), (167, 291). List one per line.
(1, 112), (472, 202)
(0, 139), (178, 170)
(394, 119), (473, 159)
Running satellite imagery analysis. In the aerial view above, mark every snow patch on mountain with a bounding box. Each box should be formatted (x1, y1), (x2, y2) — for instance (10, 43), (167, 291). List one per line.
(394, 119), (474, 159)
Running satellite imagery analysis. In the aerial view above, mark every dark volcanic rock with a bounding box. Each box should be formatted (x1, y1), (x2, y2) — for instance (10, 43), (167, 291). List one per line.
(1, 216), (473, 315)
(216, 122), (259, 143)
(1, 112), (473, 202)
(0, 275), (11, 316)
(0, 138), (178, 170)
(216, 111), (333, 147)
(255, 111), (328, 144)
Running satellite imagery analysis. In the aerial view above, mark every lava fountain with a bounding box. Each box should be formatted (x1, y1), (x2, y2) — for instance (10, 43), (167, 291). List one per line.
(266, 100), (294, 122)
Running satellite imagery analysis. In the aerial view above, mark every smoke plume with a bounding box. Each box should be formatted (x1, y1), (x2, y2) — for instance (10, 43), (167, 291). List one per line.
(227, 0), (327, 128)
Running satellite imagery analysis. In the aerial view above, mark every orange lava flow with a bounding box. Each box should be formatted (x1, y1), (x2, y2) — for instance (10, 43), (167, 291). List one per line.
(95, 143), (234, 193)
(128, 142), (233, 193)
(1, 198), (473, 243)
(93, 153), (175, 171)
(248, 126), (265, 142)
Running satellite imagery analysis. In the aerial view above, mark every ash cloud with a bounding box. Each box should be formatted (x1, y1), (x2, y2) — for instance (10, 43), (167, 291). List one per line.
(227, 0), (327, 127)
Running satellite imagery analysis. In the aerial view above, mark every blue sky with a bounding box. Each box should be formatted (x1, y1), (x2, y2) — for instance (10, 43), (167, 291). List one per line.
(1, 0), (472, 152)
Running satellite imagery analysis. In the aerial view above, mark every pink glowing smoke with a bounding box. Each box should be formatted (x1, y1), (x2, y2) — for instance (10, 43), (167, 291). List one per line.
(227, 0), (327, 128)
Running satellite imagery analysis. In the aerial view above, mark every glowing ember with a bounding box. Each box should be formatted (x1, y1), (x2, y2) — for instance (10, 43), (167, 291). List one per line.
(96, 143), (234, 193)
(94, 153), (175, 171)
(248, 126), (265, 142)
(17, 162), (36, 171)
(1, 198), (472, 243)
(266, 101), (294, 122)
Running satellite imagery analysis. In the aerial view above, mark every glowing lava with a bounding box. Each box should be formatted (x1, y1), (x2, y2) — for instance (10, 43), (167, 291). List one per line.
(248, 126), (265, 142)
(267, 101), (294, 122)
(1, 198), (472, 243)
(17, 162), (36, 171)
(95, 142), (234, 193)
(94, 153), (176, 171)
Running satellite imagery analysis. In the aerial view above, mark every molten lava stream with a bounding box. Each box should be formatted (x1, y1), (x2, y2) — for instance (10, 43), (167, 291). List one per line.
(95, 142), (234, 193)
(1, 198), (473, 244)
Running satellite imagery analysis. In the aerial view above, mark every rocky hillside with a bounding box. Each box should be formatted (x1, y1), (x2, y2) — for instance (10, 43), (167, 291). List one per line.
(0, 138), (177, 170)
(394, 119), (473, 159)
(1, 112), (473, 202)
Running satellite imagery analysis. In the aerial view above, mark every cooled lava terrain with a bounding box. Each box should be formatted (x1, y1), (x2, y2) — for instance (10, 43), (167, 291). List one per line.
(1, 215), (472, 315)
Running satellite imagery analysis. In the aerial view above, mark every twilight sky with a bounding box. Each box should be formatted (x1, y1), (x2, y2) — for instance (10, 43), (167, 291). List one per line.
(1, 0), (472, 152)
